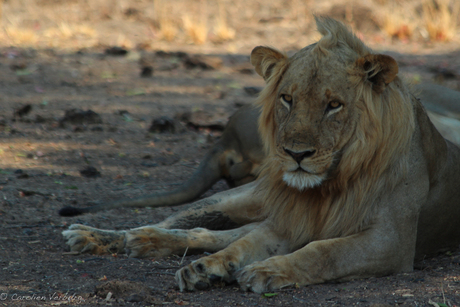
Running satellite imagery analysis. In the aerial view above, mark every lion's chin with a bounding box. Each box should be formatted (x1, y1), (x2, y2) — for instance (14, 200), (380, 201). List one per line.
(282, 171), (324, 190)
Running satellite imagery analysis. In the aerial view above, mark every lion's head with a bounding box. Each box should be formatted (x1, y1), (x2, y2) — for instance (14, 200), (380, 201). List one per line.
(251, 17), (416, 245)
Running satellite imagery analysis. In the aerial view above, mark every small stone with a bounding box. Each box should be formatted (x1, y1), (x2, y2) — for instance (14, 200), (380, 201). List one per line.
(80, 166), (101, 178)
(59, 109), (102, 127)
(140, 161), (158, 168)
(13, 104), (32, 118)
(140, 66), (153, 78)
(105, 47), (128, 56)
(17, 173), (29, 179)
(149, 116), (185, 134)
(126, 293), (144, 303)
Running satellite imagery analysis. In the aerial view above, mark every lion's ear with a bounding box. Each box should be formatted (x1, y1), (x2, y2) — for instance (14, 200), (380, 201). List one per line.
(251, 46), (287, 81)
(356, 54), (398, 93)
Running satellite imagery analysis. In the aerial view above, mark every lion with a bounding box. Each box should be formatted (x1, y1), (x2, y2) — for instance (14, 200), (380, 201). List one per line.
(58, 104), (264, 217)
(63, 17), (460, 293)
(58, 83), (460, 216)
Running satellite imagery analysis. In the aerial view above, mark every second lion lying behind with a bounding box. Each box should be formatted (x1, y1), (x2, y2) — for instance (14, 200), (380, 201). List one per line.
(58, 83), (460, 216)
(63, 17), (460, 293)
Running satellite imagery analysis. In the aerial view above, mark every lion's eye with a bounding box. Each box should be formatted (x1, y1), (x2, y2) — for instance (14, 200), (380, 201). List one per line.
(280, 94), (293, 110)
(326, 101), (343, 114)
(329, 101), (340, 108)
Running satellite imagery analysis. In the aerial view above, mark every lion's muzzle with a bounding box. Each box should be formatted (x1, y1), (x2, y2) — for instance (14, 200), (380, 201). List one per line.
(283, 148), (316, 164)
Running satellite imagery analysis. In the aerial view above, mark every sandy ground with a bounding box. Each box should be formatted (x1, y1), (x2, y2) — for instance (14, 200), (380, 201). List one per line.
(0, 0), (460, 306)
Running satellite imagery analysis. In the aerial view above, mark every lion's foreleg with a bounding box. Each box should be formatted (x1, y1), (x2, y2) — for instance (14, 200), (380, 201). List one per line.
(175, 221), (290, 291)
(125, 222), (261, 258)
(155, 182), (263, 230)
(237, 221), (417, 293)
(63, 223), (260, 257)
(63, 183), (263, 257)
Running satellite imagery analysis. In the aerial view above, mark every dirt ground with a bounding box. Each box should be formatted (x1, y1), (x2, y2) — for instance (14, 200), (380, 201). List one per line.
(1, 1), (460, 306)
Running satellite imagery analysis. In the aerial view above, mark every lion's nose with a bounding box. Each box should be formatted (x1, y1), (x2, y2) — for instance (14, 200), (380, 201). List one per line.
(284, 148), (316, 164)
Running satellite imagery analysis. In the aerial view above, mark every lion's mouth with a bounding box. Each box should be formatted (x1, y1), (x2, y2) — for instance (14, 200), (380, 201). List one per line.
(283, 169), (325, 190)
(288, 166), (318, 175)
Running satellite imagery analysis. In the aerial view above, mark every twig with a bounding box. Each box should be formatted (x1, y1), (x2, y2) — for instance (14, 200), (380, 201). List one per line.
(180, 247), (189, 265)
(441, 282), (446, 305)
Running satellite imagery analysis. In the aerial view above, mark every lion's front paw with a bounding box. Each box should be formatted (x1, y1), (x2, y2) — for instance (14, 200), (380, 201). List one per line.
(175, 255), (237, 291)
(236, 257), (295, 293)
(125, 227), (177, 258)
(62, 224), (126, 255)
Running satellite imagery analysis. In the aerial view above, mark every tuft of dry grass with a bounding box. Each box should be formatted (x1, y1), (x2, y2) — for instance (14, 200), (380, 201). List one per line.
(212, 0), (235, 43)
(378, 0), (419, 41)
(422, 0), (460, 42)
(382, 12), (416, 41)
(155, 0), (178, 42)
(1, 0), (459, 49)
(379, 0), (459, 42)
(159, 19), (178, 42)
(182, 0), (208, 45)
(0, 0), (3, 23)
(43, 23), (97, 40)
(4, 26), (39, 46)
(183, 14), (208, 45)
(41, 23), (98, 48)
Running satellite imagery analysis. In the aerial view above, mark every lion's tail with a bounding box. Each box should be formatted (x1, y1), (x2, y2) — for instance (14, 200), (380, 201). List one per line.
(58, 148), (223, 216)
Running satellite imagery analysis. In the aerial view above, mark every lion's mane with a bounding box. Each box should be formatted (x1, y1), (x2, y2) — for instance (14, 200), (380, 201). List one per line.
(255, 17), (416, 248)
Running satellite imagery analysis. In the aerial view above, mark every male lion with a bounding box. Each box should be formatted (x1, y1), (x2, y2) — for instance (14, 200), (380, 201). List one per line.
(63, 17), (460, 293)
